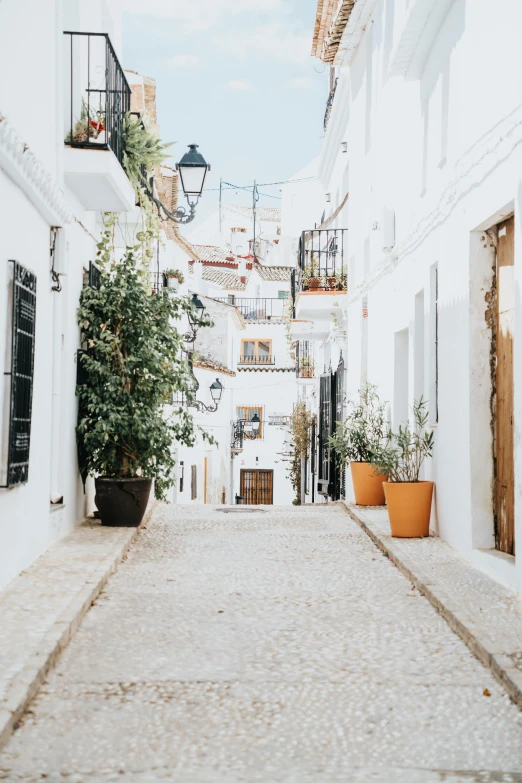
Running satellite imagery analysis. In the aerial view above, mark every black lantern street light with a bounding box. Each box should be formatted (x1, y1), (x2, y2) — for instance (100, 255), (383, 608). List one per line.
(152, 144), (210, 225)
(184, 293), (207, 343)
(250, 413), (261, 435)
(210, 378), (224, 407)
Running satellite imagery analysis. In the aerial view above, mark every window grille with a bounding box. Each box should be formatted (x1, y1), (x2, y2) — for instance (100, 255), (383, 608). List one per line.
(1, 262), (37, 488)
(88, 261), (101, 289)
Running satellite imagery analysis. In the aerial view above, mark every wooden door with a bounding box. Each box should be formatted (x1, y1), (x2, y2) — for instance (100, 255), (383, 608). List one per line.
(240, 470), (273, 505)
(496, 215), (515, 555)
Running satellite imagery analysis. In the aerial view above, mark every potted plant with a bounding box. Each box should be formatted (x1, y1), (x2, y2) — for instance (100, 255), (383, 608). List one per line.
(329, 383), (389, 505)
(299, 356), (315, 378)
(303, 258), (321, 290)
(371, 398), (434, 537)
(77, 243), (212, 526)
(164, 268), (184, 291)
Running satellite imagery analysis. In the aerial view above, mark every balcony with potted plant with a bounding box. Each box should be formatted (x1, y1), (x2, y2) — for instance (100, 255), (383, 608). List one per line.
(296, 340), (316, 385)
(63, 31), (136, 211)
(164, 269), (184, 292)
(293, 228), (348, 324)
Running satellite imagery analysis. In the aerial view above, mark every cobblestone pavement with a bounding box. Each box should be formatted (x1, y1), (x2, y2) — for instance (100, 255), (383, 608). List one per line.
(1, 503), (522, 782)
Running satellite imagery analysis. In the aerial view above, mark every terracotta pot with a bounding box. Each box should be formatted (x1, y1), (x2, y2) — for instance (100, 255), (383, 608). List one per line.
(350, 462), (387, 505)
(95, 477), (152, 527)
(307, 278), (321, 289)
(383, 481), (434, 538)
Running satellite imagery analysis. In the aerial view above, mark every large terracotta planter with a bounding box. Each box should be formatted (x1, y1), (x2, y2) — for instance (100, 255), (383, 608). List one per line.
(350, 462), (387, 506)
(383, 481), (434, 538)
(95, 477), (152, 527)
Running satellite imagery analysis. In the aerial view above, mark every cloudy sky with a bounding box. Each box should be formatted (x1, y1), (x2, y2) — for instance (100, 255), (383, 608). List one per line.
(120, 0), (327, 222)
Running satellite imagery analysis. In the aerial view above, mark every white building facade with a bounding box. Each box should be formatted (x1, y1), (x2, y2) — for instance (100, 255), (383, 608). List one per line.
(283, 0), (522, 594)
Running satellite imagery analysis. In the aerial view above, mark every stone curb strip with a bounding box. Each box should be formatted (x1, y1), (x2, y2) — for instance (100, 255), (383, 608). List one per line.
(341, 501), (522, 709)
(0, 502), (156, 751)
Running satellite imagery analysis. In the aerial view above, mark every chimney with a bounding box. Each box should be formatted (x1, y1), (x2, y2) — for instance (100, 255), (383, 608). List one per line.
(237, 257), (247, 284)
(230, 226), (247, 255)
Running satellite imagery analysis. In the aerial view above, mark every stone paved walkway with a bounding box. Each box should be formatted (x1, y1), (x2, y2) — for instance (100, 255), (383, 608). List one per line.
(1, 503), (522, 782)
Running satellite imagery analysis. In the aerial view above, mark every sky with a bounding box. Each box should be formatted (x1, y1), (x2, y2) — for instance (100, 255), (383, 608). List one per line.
(119, 0), (327, 224)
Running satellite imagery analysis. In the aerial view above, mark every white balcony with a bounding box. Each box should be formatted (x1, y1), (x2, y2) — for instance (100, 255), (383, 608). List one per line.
(294, 289), (347, 324)
(64, 147), (136, 212)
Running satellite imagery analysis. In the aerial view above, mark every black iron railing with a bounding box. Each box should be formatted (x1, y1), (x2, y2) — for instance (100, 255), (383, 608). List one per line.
(298, 228), (348, 292)
(324, 77), (338, 131)
(215, 297), (287, 320)
(268, 414), (291, 426)
(296, 341), (316, 379)
(238, 355), (275, 365)
(64, 32), (131, 167)
(151, 271), (166, 293)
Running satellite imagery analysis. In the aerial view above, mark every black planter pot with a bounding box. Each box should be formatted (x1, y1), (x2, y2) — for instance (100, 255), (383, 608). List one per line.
(94, 477), (152, 527)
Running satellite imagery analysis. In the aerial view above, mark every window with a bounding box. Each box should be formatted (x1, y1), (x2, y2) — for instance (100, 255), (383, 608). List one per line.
(240, 339), (273, 364)
(236, 406), (263, 438)
(191, 465), (197, 499)
(179, 461), (184, 493)
(1, 261), (37, 488)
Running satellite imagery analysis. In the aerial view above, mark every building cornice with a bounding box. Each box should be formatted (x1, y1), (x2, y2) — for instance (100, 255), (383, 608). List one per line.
(0, 113), (73, 226)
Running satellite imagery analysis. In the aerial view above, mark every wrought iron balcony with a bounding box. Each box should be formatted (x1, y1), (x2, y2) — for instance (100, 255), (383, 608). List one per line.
(324, 77), (338, 131)
(215, 297), (288, 320)
(297, 228), (348, 293)
(151, 271), (166, 294)
(238, 355), (275, 366)
(296, 341), (316, 380)
(64, 32), (131, 167)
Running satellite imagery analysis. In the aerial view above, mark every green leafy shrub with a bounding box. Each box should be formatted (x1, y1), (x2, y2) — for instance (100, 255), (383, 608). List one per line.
(77, 247), (213, 500)
(121, 113), (173, 191)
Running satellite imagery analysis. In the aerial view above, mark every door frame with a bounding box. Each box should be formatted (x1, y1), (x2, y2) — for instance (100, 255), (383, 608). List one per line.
(240, 469), (274, 505)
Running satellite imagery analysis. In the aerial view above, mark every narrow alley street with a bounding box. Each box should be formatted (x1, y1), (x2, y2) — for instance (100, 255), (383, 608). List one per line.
(1, 504), (522, 782)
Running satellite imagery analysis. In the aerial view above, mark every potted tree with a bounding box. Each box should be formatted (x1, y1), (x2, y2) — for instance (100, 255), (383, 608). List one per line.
(164, 268), (184, 291)
(371, 398), (434, 537)
(329, 383), (389, 505)
(77, 245), (211, 526)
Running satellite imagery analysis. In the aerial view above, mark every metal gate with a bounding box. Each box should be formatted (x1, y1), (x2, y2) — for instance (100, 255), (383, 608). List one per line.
(329, 355), (344, 500)
(318, 373), (331, 496)
(2, 261), (37, 488)
(240, 469), (273, 505)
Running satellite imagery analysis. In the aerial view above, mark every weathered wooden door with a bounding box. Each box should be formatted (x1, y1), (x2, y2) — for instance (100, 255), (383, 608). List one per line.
(240, 470), (273, 505)
(496, 215), (515, 555)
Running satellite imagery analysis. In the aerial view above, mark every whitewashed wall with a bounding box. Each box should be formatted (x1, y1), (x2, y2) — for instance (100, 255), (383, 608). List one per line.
(285, 0), (522, 592)
(0, 0), (125, 591)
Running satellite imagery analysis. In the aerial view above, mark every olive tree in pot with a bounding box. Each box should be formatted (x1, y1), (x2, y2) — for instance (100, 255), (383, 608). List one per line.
(77, 246), (212, 526)
(329, 383), (389, 505)
(371, 398), (434, 537)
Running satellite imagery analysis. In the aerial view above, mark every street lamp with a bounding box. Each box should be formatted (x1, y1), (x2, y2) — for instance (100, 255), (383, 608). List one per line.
(152, 144), (210, 225)
(185, 293), (207, 343)
(177, 144), (210, 206)
(210, 378), (224, 407)
(250, 413), (261, 435)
